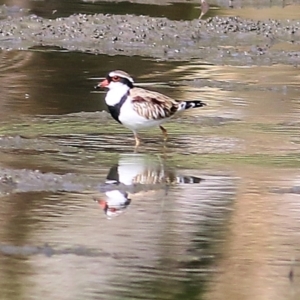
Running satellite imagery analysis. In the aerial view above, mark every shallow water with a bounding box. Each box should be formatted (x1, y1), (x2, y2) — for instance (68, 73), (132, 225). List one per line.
(0, 49), (299, 300)
(0, 1), (300, 300)
(1, 0), (300, 20)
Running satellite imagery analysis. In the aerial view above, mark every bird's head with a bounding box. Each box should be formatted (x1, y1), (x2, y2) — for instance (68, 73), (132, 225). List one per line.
(95, 70), (134, 90)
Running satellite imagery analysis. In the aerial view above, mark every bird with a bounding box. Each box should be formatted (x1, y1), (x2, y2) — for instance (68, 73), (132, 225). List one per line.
(95, 70), (206, 147)
(94, 190), (131, 219)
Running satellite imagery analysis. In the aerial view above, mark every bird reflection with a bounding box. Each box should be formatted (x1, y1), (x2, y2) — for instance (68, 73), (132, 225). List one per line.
(95, 153), (202, 218)
(95, 190), (131, 219)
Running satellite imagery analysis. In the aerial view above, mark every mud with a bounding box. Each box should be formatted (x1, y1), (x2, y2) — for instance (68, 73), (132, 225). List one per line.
(0, 6), (299, 64)
(0, 242), (137, 258)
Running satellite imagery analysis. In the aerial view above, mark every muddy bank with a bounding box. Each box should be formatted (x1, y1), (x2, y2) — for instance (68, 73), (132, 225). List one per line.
(0, 11), (299, 64)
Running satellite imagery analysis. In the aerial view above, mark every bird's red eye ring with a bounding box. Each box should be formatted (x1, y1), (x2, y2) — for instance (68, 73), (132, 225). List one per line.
(112, 76), (119, 82)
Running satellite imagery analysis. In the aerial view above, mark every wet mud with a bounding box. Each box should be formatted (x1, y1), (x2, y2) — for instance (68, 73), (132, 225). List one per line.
(0, 120), (211, 196)
(0, 110), (299, 199)
(0, 6), (299, 64)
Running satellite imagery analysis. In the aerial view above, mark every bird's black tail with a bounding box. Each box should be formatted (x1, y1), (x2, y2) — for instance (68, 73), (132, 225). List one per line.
(182, 100), (207, 110)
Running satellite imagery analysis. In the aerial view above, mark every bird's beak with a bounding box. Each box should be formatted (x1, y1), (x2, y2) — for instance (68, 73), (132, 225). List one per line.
(98, 199), (107, 209)
(94, 79), (109, 89)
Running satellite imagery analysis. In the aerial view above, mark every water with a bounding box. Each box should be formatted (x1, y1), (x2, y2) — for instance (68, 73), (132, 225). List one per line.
(0, 1), (300, 300)
(0, 0), (201, 20)
(2, 0), (300, 21)
(0, 49), (195, 116)
(0, 153), (234, 300)
(0, 48), (300, 299)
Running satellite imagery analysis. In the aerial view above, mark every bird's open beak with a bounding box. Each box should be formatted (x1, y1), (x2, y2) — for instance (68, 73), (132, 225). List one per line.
(94, 79), (109, 89)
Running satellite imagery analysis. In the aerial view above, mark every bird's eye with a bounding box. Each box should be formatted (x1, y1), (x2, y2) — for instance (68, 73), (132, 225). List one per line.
(112, 76), (119, 82)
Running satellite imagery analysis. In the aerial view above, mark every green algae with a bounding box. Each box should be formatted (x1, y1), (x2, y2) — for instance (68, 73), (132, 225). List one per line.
(168, 153), (300, 169)
(0, 113), (299, 170)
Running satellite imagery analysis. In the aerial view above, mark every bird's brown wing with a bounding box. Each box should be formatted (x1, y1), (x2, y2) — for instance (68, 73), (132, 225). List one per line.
(130, 87), (179, 120)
